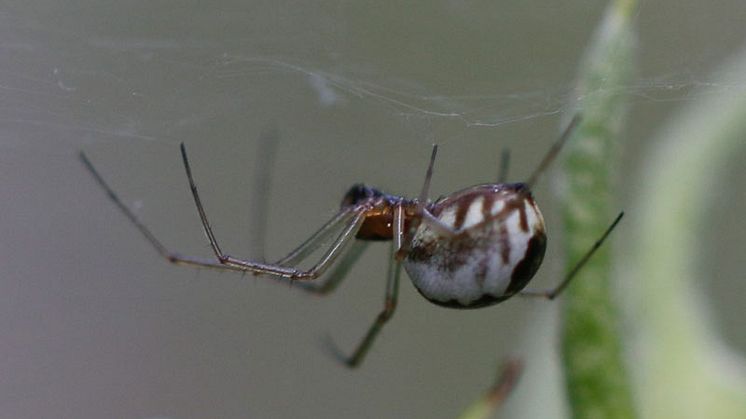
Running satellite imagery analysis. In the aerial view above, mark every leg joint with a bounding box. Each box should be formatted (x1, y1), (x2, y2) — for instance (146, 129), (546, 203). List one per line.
(378, 299), (397, 322)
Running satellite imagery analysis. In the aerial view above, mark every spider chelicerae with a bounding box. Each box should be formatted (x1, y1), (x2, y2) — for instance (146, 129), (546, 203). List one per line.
(80, 115), (623, 368)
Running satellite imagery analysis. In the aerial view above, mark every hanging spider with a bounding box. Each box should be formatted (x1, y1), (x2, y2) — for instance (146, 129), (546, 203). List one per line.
(80, 115), (623, 368)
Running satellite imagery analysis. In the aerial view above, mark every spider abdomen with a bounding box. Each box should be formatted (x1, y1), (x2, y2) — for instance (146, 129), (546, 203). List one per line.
(403, 184), (546, 308)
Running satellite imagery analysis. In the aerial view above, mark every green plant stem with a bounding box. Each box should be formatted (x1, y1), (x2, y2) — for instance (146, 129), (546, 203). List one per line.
(560, 0), (638, 418)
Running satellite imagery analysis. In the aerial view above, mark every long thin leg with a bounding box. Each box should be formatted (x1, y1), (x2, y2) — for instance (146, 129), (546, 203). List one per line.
(180, 142), (369, 278)
(415, 144), (459, 235)
(197, 205), (364, 278)
(81, 149), (366, 280)
(80, 151), (244, 272)
(415, 145), (457, 234)
(332, 204), (405, 367)
(291, 241), (369, 295)
(520, 211), (624, 300)
(497, 148), (511, 183)
(180, 142), (226, 260)
(392, 204), (404, 252)
(396, 146), (456, 259)
(274, 208), (355, 267)
(272, 211), (365, 279)
(344, 243), (402, 368)
(525, 114), (581, 189)
(244, 126), (361, 269)
(417, 144), (438, 204)
(216, 210), (362, 278)
(420, 209), (457, 237)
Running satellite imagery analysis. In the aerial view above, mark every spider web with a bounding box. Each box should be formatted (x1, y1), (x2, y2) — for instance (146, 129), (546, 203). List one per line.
(0, 43), (742, 152)
(212, 56), (738, 127)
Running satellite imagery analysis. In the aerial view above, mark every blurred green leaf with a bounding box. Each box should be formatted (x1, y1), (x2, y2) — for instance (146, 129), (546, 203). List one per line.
(560, 0), (638, 418)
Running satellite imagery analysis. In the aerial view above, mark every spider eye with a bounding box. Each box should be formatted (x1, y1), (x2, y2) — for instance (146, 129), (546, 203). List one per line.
(341, 184), (381, 207)
(341, 184), (365, 207)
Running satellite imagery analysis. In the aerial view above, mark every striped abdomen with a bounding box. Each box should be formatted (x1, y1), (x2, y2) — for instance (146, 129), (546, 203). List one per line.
(403, 183), (546, 308)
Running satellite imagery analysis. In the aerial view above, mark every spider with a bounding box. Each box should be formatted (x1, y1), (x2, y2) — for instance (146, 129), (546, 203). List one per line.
(80, 115), (623, 368)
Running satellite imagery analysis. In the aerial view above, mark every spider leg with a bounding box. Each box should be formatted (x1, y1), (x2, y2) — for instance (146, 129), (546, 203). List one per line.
(82, 147), (366, 279)
(337, 204), (404, 368)
(519, 211), (624, 300)
(180, 142), (369, 279)
(525, 114), (581, 189)
(80, 151), (245, 273)
(394, 148), (457, 258)
(414, 144), (457, 236)
(183, 210), (363, 279)
(290, 241), (369, 295)
(274, 208), (356, 267)
(396, 206), (457, 261)
(339, 242), (401, 368)
(274, 211), (366, 279)
(420, 209), (457, 237)
(497, 148), (511, 183)
(417, 144), (438, 204)
(180, 142), (227, 260)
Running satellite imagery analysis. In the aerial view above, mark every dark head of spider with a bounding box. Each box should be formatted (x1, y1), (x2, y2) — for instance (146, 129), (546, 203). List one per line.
(342, 183), (409, 241)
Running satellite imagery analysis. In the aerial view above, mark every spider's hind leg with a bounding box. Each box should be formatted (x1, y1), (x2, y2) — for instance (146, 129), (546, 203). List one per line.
(519, 211), (624, 300)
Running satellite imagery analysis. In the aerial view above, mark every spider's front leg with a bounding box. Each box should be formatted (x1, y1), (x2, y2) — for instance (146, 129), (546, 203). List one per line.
(289, 241), (369, 296)
(81, 144), (369, 281)
(80, 151), (246, 273)
(180, 142), (371, 280)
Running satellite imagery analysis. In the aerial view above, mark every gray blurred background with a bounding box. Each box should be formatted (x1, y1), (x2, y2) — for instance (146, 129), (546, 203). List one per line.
(1, 1), (745, 418)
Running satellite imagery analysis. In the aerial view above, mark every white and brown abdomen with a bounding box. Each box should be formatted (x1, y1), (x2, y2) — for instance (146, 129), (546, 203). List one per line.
(403, 183), (546, 308)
